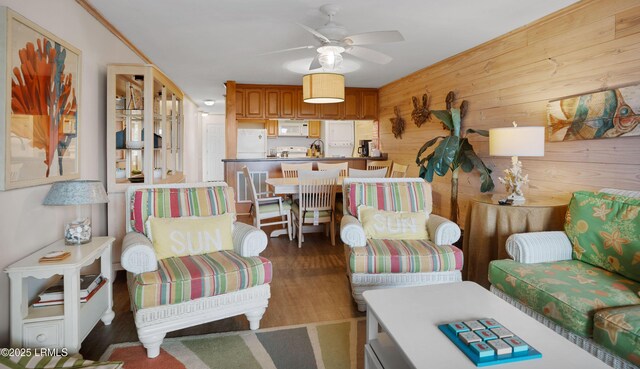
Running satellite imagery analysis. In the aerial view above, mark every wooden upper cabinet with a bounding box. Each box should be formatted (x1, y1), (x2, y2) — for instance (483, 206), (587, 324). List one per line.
(343, 88), (360, 119)
(321, 102), (343, 119)
(280, 89), (296, 118)
(235, 90), (245, 117)
(308, 120), (321, 138)
(266, 120), (278, 137)
(265, 89), (279, 118)
(360, 89), (378, 120)
(244, 88), (264, 118)
(296, 88), (319, 119)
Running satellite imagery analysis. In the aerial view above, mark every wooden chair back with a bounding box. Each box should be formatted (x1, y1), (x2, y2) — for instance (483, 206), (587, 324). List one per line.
(281, 162), (313, 178)
(366, 160), (392, 177)
(390, 162), (409, 178)
(318, 162), (348, 177)
(297, 169), (339, 212)
(348, 168), (389, 178)
(242, 166), (259, 207)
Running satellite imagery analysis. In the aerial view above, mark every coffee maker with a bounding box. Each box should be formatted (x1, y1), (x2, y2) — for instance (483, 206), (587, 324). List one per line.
(358, 139), (372, 157)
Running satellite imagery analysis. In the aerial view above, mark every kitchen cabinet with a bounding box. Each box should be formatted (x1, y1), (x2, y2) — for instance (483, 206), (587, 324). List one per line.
(308, 120), (321, 138)
(361, 89), (378, 119)
(233, 84), (378, 120)
(343, 89), (360, 119)
(320, 102), (343, 119)
(280, 89), (296, 118)
(266, 120), (278, 138)
(265, 89), (279, 118)
(244, 88), (264, 118)
(296, 88), (319, 118)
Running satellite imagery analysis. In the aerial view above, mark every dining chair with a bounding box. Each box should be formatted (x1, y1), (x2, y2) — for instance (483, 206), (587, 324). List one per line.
(348, 168), (389, 178)
(281, 162), (313, 178)
(366, 160), (392, 177)
(243, 166), (292, 240)
(318, 162), (348, 177)
(291, 169), (340, 248)
(389, 162), (409, 178)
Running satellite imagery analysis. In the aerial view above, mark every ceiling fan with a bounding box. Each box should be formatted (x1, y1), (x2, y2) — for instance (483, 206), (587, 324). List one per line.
(265, 4), (404, 71)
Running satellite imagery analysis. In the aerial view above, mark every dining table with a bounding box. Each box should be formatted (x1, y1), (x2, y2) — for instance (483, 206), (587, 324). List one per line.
(265, 177), (344, 195)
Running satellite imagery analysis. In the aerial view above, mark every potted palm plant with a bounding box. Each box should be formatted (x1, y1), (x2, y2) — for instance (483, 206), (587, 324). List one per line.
(415, 92), (494, 223)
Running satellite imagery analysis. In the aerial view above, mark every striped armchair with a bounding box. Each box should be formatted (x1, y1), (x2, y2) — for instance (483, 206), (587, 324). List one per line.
(339, 178), (462, 311)
(121, 183), (271, 358)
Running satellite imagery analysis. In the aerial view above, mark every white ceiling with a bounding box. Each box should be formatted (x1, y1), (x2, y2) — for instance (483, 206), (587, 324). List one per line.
(88, 0), (578, 114)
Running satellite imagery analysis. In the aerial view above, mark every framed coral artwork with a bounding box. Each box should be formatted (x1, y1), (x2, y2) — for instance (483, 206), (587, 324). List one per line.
(0, 8), (81, 190)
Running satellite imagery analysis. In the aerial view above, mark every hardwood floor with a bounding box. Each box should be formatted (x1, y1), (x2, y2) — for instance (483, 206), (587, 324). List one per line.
(80, 226), (363, 360)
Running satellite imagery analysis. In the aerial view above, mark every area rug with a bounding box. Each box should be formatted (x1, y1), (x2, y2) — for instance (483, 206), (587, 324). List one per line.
(100, 318), (366, 369)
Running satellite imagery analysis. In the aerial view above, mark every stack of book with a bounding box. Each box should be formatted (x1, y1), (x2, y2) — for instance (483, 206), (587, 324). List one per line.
(33, 274), (105, 307)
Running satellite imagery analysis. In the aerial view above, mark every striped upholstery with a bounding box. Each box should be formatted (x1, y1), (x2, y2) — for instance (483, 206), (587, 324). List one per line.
(0, 355), (123, 368)
(349, 239), (463, 273)
(346, 181), (432, 217)
(131, 186), (236, 235)
(130, 251), (272, 309)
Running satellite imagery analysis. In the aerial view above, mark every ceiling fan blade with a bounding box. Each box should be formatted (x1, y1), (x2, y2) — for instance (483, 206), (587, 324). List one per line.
(343, 30), (404, 46)
(345, 46), (393, 64)
(297, 23), (330, 43)
(309, 54), (321, 70)
(258, 45), (315, 56)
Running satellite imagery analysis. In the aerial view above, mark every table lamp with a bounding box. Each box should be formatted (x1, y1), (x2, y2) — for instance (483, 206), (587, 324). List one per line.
(43, 180), (109, 245)
(489, 122), (545, 204)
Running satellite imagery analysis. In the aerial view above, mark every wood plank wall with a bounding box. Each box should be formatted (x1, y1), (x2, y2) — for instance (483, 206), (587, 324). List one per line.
(378, 0), (640, 227)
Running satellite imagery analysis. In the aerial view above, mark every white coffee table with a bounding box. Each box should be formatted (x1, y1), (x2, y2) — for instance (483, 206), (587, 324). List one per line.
(363, 281), (611, 369)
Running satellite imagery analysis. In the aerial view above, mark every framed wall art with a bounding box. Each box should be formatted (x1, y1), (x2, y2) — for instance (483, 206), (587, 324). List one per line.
(547, 83), (640, 142)
(0, 7), (81, 190)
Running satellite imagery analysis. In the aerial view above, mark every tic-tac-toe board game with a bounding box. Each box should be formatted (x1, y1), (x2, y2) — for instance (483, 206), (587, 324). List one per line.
(438, 318), (542, 367)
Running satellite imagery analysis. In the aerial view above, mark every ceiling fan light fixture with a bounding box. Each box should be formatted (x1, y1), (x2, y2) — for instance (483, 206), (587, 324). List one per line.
(303, 73), (344, 104)
(317, 45), (345, 70)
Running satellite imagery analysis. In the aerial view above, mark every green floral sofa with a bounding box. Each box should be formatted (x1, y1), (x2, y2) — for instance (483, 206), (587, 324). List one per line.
(489, 189), (640, 369)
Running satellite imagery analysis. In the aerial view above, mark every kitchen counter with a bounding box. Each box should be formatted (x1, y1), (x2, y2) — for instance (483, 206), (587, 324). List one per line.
(222, 154), (388, 162)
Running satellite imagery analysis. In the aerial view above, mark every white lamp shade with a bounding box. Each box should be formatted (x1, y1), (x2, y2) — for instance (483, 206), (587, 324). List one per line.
(489, 126), (545, 157)
(302, 73), (345, 104)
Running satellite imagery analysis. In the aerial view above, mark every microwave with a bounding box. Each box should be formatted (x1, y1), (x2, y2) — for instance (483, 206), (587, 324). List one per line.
(278, 120), (309, 137)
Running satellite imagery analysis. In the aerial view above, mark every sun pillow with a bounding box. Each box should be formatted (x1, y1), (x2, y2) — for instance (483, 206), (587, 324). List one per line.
(148, 213), (234, 260)
(358, 206), (428, 240)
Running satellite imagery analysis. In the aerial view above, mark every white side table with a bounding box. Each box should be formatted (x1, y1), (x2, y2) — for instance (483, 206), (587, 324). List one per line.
(5, 237), (115, 353)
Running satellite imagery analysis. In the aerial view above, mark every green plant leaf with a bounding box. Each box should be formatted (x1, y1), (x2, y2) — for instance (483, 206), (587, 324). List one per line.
(451, 108), (461, 135)
(415, 136), (443, 164)
(461, 139), (495, 192)
(465, 128), (489, 137)
(458, 138), (474, 173)
(433, 136), (460, 177)
(432, 110), (453, 131)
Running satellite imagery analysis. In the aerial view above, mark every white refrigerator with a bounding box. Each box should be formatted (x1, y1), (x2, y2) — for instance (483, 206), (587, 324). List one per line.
(322, 120), (355, 157)
(237, 129), (268, 158)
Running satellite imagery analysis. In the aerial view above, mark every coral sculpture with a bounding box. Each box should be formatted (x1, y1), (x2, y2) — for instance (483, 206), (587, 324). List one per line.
(11, 38), (77, 177)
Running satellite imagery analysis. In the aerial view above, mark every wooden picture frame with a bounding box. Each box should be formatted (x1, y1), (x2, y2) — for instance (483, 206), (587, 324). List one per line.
(0, 8), (81, 190)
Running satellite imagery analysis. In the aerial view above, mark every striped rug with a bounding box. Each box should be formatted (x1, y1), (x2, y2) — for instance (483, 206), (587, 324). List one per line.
(100, 319), (365, 369)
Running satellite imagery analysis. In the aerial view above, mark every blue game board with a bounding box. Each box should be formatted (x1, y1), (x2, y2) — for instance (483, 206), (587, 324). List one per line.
(438, 318), (542, 367)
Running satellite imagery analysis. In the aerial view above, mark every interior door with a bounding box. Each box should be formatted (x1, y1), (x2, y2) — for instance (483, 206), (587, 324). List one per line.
(204, 123), (225, 181)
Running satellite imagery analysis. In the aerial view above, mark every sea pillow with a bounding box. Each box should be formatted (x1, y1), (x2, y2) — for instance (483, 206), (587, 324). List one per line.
(358, 205), (429, 240)
(148, 213), (234, 260)
(565, 191), (640, 282)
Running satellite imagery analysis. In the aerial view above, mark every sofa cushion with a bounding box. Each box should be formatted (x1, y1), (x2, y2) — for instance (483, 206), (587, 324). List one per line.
(148, 214), (234, 260)
(130, 251), (272, 309)
(358, 206), (429, 240)
(593, 305), (640, 366)
(489, 259), (640, 337)
(131, 186), (236, 235)
(349, 239), (462, 274)
(565, 191), (640, 282)
(346, 181), (432, 217)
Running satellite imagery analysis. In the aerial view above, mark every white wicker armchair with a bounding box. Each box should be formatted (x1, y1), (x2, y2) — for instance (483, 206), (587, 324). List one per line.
(340, 178), (463, 311)
(121, 183), (271, 358)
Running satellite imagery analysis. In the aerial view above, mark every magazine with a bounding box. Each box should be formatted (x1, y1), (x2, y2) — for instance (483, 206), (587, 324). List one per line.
(32, 278), (107, 307)
(38, 274), (103, 301)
